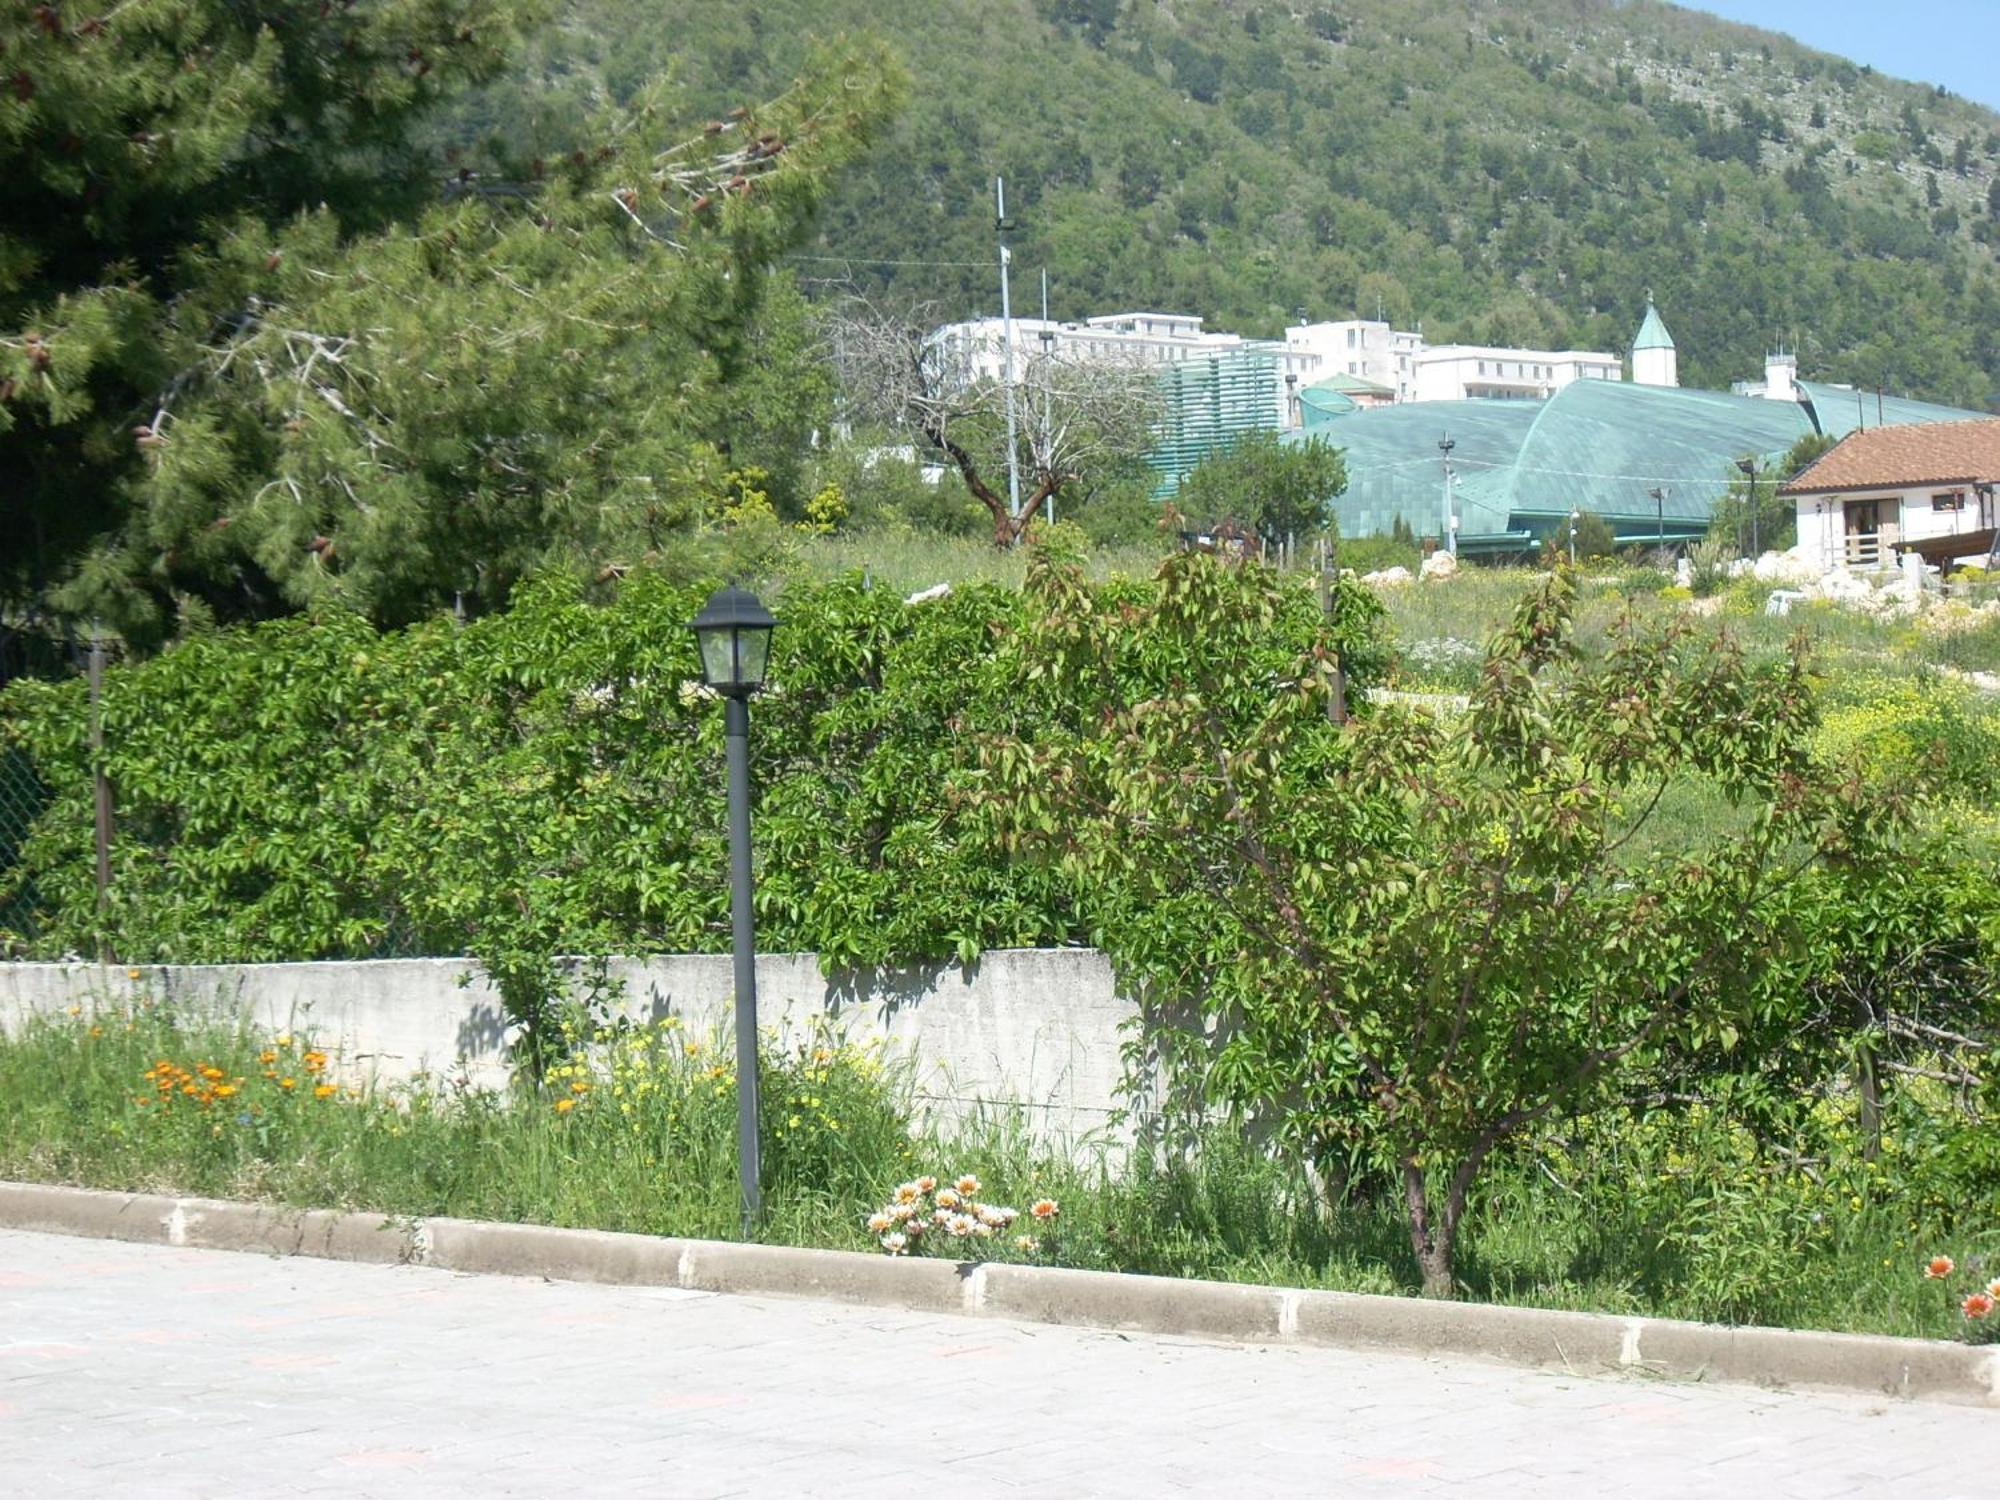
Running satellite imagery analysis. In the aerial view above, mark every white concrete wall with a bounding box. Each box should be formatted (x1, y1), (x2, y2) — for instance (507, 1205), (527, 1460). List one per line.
(1794, 486), (1995, 572)
(0, 950), (1142, 1146)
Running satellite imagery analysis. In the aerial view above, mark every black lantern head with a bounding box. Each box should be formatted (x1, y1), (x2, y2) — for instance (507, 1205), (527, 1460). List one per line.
(690, 585), (776, 696)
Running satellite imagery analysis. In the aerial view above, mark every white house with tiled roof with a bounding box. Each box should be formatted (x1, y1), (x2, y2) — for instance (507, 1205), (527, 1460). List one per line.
(1778, 419), (2000, 572)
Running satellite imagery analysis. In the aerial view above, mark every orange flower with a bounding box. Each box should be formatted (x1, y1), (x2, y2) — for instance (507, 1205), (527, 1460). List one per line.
(258, 1050), (278, 1065)
(278, 1077), (296, 1091)
(1963, 1292), (1994, 1320)
(1926, 1255), (1956, 1280)
(554, 1098), (576, 1114)
(200, 1066), (224, 1081)
(1030, 1199), (1059, 1221)
(569, 1080), (590, 1095)
(313, 1083), (336, 1099)
(215, 1085), (238, 1099)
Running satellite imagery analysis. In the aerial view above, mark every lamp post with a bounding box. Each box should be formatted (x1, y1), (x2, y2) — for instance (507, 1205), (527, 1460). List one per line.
(1437, 435), (1456, 555)
(1648, 486), (1668, 555)
(1568, 508), (1580, 566)
(689, 585), (777, 1236)
(1735, 457), (1763, 559)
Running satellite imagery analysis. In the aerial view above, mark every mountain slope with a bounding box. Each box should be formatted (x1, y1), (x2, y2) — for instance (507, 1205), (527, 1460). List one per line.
(453, 0), (2000, 408)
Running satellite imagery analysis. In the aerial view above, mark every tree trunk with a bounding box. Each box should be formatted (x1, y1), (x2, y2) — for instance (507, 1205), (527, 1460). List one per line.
(1857, 1045), (1882, 1164)
(1401, 1158), (1458, 1298)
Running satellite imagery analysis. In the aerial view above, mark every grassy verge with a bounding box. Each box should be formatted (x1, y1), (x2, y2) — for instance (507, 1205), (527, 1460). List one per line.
(3, 1000), (1993, 1344)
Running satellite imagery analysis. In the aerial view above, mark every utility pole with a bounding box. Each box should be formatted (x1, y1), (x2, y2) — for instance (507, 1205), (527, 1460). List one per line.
(995, 177), (1022, 532)
(1039, 266), (1054, 526)
(1436, 434), (1456, 556)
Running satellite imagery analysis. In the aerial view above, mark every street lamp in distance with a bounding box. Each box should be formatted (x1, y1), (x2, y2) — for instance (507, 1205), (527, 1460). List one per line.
(689, 585), (777, 1237)
(1735, 457), (1764, 559)
(1647, 486), (1668, 554)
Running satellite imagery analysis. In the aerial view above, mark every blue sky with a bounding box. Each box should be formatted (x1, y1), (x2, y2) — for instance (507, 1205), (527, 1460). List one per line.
(1689, 2), (2000, 110)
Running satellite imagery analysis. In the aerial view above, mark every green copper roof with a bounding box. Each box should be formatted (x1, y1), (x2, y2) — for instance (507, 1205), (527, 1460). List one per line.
(1309, 371), (1396, 397)
(1289, 378), (1819, 545)
(1633, 302), (1675, 352)
(1795, 381), (1989, 440)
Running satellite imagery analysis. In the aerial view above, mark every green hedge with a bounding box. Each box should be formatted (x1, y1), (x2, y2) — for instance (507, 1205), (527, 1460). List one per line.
(0, 562), (1386, 1036)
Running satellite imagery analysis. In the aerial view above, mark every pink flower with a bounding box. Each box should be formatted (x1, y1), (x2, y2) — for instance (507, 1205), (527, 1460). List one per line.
(1963, 1292), (1994, 1320)
(1925, 1255), (1955, 1280)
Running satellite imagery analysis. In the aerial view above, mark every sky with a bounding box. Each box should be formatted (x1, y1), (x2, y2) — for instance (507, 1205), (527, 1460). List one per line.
(1688, 1), (2000, 111)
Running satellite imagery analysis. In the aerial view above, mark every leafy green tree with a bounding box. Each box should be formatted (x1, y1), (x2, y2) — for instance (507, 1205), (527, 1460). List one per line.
(3, 6), (899, 639)
(984, 562), (1894, 1295)
(1175, 431), (1346, 542)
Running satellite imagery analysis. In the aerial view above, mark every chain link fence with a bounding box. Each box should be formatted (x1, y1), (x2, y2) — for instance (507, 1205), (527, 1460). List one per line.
(0, 745), (46, 951)
(1, 617), (98, 954)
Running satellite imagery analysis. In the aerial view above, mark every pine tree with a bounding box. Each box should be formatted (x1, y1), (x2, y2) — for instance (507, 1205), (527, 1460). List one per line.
(2, 5), (899, 640)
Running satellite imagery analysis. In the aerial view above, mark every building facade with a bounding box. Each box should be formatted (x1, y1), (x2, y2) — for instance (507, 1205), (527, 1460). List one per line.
(1410, 345), (1621, 403)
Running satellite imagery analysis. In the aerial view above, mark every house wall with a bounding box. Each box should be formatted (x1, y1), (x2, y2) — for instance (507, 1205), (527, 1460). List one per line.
(1794, 484), (1995, 570)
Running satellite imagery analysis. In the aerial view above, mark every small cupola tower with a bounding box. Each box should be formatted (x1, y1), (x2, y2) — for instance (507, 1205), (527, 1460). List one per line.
(1632, 293), (1678, 388)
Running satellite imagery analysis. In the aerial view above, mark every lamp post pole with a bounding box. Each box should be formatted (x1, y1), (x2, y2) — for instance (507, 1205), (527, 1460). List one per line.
(690, 584), (776, 1240)
(724, 690), (760, 1235)
(1736, 458), (1763, 558)
(1649, 486), (1667, 555)
(1437, 435), (1456, 556)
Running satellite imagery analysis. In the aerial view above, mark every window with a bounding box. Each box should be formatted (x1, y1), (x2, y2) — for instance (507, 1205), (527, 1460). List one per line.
(1477, 361), (1488, 376)
(1933, 492), (1965, 513)
(1347, 328), (1358, 349)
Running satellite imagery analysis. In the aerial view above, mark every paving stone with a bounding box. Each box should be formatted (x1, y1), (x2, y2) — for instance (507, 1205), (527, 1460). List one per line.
(1, 1226), (1996, 1496)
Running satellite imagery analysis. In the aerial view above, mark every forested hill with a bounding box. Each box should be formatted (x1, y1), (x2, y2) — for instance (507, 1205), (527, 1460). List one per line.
(450, 0), (2000, 409)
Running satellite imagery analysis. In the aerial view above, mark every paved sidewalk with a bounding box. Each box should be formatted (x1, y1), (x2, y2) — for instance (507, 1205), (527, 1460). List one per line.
(0, 1228), (1993, 1497)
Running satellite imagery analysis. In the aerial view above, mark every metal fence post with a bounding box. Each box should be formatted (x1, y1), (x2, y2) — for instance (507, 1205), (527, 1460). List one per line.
(88, 634), (114, 963)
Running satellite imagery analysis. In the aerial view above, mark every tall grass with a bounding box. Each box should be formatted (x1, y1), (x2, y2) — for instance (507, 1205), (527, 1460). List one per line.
(3, 1000), (1990, 1343)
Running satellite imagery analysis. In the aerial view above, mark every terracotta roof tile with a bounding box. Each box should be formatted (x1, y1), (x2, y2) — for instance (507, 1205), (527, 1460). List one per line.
(1779, 418), (2000, 496)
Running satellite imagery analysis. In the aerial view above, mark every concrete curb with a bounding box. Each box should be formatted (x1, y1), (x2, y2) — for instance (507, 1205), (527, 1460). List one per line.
(5, 1180), (1994, 1407)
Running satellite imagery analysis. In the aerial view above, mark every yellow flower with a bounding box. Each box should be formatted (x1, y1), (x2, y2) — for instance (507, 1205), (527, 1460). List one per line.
(570, 1080), (590, 1095)
(126, 967), (142, 981)
(215, 1084), (238, 1099)
(314, 1084), (336, 1100)
(554, 1098), (576, 1114)
(278, 1077), (297, 1091)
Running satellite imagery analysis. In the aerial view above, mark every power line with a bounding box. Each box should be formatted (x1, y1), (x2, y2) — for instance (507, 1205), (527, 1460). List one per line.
(785, 253), (992, 268)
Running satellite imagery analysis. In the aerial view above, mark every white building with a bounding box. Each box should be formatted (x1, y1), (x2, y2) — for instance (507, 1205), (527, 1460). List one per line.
(928, 311), (1313, 383)
(930, 304), (1632, 426)
(1283, 320), (1424, 403)
(927, 311), (1311, 430)
(1732, 350), (1801, 403)
(1410, 345), (1621, 403)
(1780, 419), (2000, 572)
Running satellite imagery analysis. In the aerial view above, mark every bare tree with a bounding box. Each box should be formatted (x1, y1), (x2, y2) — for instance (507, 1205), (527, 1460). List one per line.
(829, 299), (1161, 547)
